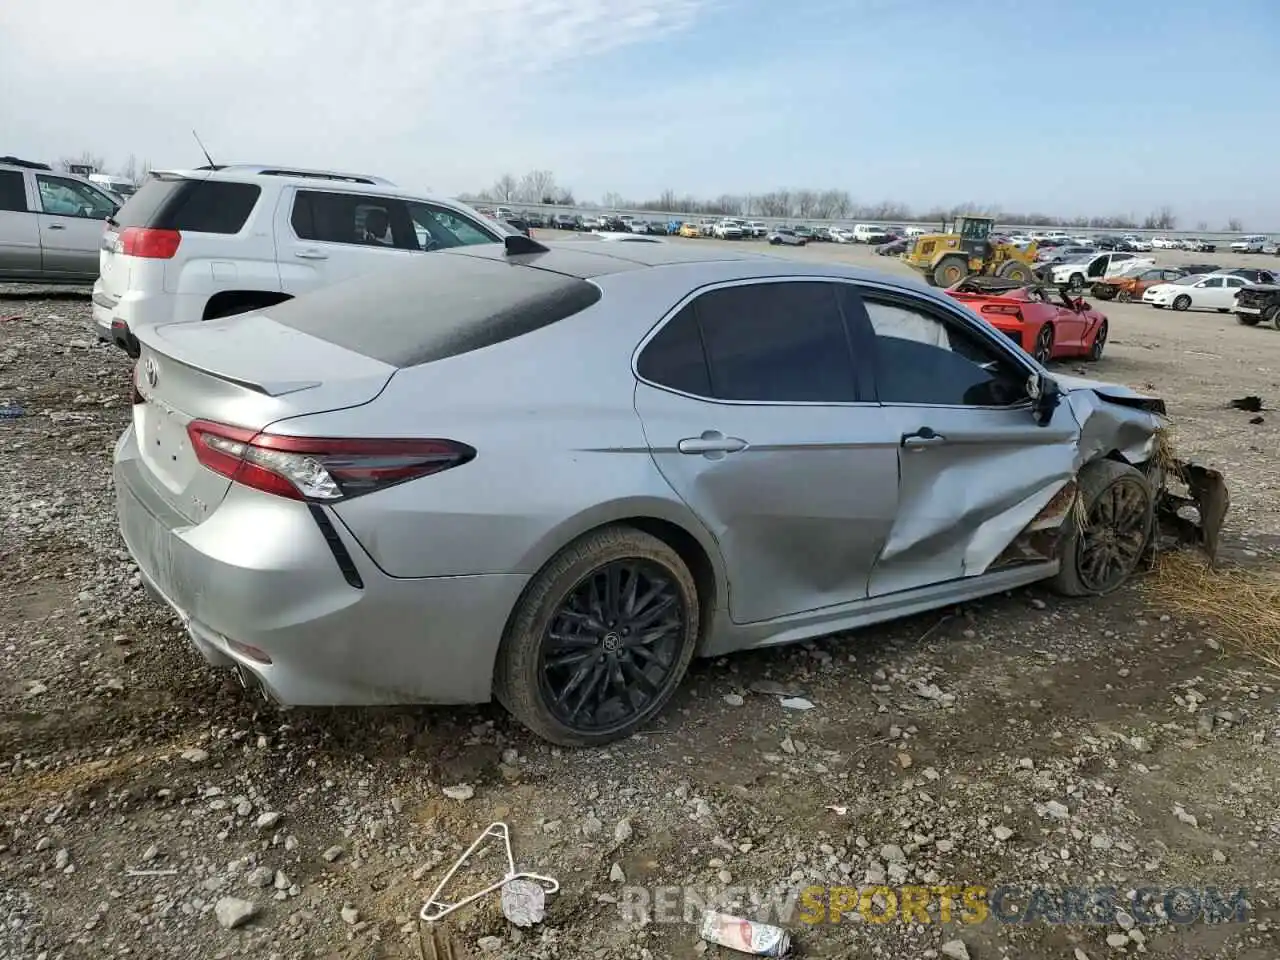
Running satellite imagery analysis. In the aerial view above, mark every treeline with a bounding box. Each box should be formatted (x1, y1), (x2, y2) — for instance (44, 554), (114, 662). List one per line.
(466, 172), (1245, 232)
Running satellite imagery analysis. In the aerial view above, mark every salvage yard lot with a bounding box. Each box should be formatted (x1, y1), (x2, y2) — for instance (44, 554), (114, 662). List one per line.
(1, 241), (1278, 960)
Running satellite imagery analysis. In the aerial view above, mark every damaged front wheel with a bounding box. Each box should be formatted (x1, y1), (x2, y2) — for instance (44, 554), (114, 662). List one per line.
(1050, 460), (1154, 597)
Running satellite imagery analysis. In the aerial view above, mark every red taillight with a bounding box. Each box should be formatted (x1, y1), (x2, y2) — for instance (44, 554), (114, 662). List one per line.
(119, 226), (181, 259)
(982, 303), (1022, 316)
(185, 420), (475, 502)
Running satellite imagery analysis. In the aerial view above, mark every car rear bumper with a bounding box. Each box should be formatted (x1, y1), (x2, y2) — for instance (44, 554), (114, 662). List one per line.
(113, 426), (528, 706)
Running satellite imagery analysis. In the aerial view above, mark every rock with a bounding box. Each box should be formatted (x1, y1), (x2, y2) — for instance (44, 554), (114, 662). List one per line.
(779, 697), (814, 710)
(750, 680), (800, 697)
(1091, 835), (1113, 850)
(940, 939), (970, 960)
(273, 871), (290, 891)
(142, 844), (160, 862)
(246, 866), (274, 888)
(780, 736), (796, 755)
(880, 844), (906, 863)
(341, 905), (360, 925)
(582, 816), (604, 837)
(1030, 597), (1047, 610)
(609, 863), (626, 883)
(1044, 800), (1070, 820)
(1075, 950), (1093, 960)
(322, 846), (344, 863)
(1018, 757), (1034, 770)
(214, 897), (258, 930)
(897, 753), (913, 769)
(935, 839), (954, 853)
(993, 825), (1014, 841)
(34, 837), (51, 853)
(1106, 932), (1129, 947)
(1212, 849), (1227, 863)
(24, 681), (49, 697)
(1173, 805), (1199, 828)
(181, 748), (209, 763)
(614, 819), (633, 843)
(1116, 909), (1135, 930)
(723, 693), (745, 707)
(54, 849), (70, 870)
(477, 936), (504, 953)
(254, 811), (282, 830)
(443, 784), (475, 801)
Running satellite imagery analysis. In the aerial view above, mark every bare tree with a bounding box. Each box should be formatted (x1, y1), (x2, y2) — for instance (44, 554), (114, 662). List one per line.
(117, 154), (139, 184)
(58, 151), (106, 173)
(491, 174), (518, 203)
(518, 170), (558, 203)
(656, 189), (678, 211)
(757, 191), (791, 217)
(1195, 220), (1208, 231)
(1225, 217), (1243, 232)
(794, 189), (818, 218)
(601, 191), (627, 210)
(554, 188), (575, 206)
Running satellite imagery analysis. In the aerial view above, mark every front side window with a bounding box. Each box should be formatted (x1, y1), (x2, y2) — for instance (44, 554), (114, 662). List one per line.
(1201, 278), (1224, 288)
(857, 292), (1028, 407)
(1225, 277), (1246, 288)
(408, 202), (499, 250)
(637, 282), (857, 403)
(35, 175), (116, 219)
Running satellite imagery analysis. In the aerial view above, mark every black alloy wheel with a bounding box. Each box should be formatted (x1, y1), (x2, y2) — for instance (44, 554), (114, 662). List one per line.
(1033, 324), (1054, 365)
(537, 560), (686, 736)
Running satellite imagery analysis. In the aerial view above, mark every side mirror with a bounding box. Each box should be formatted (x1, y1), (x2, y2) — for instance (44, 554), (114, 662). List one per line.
(1027, 373), (1061, 426)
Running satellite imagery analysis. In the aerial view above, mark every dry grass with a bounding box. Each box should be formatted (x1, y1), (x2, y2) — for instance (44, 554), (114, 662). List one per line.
(1148, 552), (1280, 675)
(1150, 424), (1180, 475)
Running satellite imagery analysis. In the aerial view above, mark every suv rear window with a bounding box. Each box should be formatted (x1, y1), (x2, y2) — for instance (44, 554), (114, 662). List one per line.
(113, 177), (261, 234)
(267, 250), (602, 367)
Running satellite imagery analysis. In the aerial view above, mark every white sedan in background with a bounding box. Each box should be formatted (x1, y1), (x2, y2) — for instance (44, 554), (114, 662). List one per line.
(1142, 273), (1251, 311)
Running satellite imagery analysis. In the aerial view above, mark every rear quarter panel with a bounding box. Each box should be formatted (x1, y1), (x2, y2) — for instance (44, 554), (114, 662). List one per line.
(290, 273), (735, 581)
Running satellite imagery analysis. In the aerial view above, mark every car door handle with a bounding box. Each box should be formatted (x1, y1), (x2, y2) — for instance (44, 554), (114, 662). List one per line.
(902, 427), (946, 449)
(294, 249), (328, 260)
(47, 223), (66, 230)
(678, 432), (748, 455)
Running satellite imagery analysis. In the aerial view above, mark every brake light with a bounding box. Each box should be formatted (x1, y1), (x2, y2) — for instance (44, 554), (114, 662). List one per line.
(119, 227), (181, 259)
(982, 304), (1022, 317)
(185, 420), (475, 501)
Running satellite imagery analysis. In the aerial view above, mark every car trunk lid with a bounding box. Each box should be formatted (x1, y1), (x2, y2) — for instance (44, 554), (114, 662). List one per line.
(131, 312), (395, 523)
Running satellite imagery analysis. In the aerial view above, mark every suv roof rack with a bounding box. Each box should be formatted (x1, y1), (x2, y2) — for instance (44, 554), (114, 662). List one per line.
(0, 156), (53, 171)
(192, 163), (394, 186)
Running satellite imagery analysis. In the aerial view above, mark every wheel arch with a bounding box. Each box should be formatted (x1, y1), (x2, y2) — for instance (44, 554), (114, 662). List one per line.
(506, 498), (727, 651)
(202, 289), (293, 321)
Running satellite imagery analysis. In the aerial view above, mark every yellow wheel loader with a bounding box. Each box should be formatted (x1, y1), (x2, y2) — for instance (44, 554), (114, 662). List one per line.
(901, 215), (1039, 287)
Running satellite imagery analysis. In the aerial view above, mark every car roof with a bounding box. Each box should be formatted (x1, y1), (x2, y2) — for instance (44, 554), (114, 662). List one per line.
(145, 164), (446, 198)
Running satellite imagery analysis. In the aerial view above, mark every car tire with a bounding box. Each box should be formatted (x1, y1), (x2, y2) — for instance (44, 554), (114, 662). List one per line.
(1086, 319), (1107, 360)
(1237, 314), (1262, 326)
(1091, 284), (1116, 301)
(1068, 273), (1085, 292)
(492, 526), (700, 747)
(1116, 289), (1132, 303)
(1172, 295), (1191, 311)
(1032, 324), (1054, 365)
(1049, 460), (1154, 598)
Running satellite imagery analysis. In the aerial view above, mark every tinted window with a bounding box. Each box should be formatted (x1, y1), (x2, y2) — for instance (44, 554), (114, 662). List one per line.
(1113, 253), (1133, 261)
(860, 295), (1027, 407)
(35, 175), (116, 219)
(0, 171), (25, 212)
(292, 190), (417, 249)
(694, 282), (856, 402)
(113, 177), (260, 233)
(637, 305), (711, 395)
(1225, 277), (1246, 288)
(1202, 278), (1224, 288)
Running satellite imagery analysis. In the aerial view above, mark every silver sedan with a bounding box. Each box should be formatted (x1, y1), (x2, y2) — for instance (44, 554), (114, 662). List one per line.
(115, 237), (1223, 745)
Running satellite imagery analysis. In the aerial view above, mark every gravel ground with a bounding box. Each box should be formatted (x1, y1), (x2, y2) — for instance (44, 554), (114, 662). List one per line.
(2, 248), (1279, 960)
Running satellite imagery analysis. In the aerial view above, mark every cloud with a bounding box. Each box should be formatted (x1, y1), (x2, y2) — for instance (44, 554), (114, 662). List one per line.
(0, 0), (712, 191)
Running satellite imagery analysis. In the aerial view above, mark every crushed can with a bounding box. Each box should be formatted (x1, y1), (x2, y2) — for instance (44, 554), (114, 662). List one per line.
(699, 909), (791, 957)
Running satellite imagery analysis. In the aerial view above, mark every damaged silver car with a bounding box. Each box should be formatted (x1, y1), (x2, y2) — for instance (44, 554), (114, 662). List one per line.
(114, 237), (1226, 747)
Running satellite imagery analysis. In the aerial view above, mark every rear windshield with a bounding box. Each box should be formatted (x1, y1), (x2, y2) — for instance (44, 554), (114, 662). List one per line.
(267, 252), (603, 368)
(113, 176), (261, 233)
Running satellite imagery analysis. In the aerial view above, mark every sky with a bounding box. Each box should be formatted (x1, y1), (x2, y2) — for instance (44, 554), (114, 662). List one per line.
(3, 0), (1279, 227)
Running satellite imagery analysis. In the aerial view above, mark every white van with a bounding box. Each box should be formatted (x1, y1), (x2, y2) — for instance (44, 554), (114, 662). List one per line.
(1230, 235), (1267, 253)
(851, 224), (891, 243)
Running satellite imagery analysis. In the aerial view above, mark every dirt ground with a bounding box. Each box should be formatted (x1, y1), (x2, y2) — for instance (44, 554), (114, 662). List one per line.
(1, 240), (1278, 960)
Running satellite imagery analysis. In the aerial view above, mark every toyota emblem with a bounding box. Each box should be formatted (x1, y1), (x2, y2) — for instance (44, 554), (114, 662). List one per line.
(143, 358), (159, 388)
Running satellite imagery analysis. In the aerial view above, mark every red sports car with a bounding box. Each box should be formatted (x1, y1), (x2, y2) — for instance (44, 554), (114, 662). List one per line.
(944, 277), (1108, 364)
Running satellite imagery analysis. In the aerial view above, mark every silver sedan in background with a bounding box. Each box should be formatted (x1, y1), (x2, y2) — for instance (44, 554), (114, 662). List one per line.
(115, 237), (1222, 745)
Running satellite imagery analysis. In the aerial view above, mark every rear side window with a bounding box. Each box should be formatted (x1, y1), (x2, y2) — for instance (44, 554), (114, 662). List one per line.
(0, 171), (25, 211)
(291, 190), (418, 250)
(267, 251), (602, 367)
(638, 281), (857, 403)
(112, 177), (260, 233)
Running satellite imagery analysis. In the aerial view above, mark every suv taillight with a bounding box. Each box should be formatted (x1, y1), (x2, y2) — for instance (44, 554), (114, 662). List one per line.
(119, 227), (181, 259)
(186, 420), (475, 502)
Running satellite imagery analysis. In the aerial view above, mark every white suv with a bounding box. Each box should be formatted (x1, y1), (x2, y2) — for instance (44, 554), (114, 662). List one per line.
(93, 164), (511, 354)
